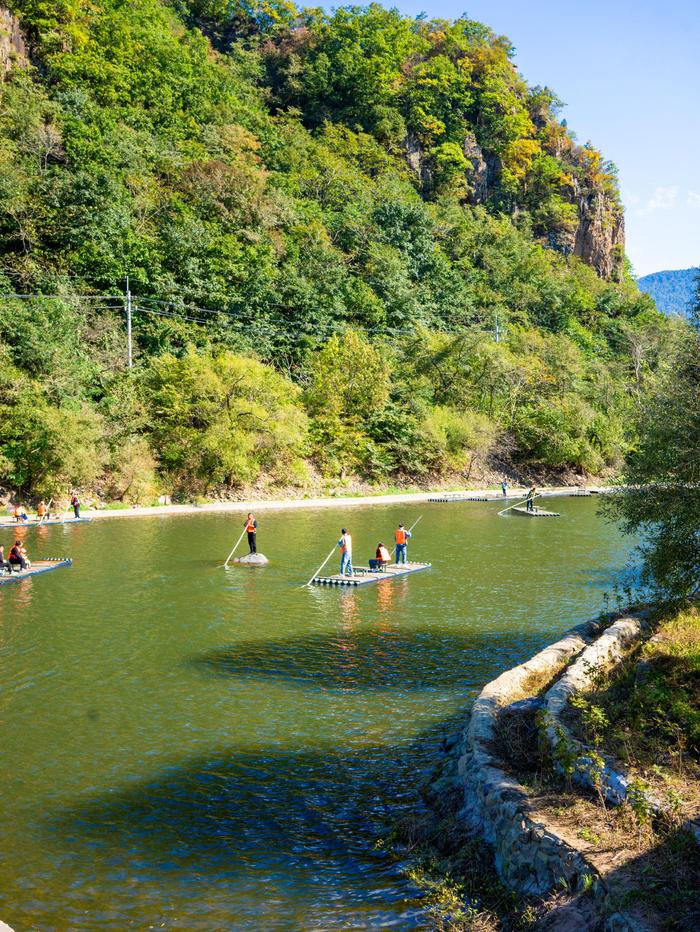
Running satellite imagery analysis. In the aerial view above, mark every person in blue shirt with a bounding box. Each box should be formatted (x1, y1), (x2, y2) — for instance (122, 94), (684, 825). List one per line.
(338, 529), (353, 576)
(394, 524), (412, 564)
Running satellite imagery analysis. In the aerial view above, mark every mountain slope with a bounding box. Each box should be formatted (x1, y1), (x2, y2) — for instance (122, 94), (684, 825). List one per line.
(0, 1), (675, 499)
(637, 268), (697, 317)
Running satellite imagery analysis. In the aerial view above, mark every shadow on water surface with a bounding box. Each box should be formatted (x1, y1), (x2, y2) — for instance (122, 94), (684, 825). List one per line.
(193, 628), (542, 692)
(44, 713), (470, 929)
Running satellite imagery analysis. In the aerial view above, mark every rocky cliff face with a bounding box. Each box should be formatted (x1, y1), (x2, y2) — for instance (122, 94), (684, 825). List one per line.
(571, 182), (625, 280)
(462, 132), (490, 202)
(406, 131), (625, 281)
(463, 134), (625, 280)
(0, 7), (26, 75)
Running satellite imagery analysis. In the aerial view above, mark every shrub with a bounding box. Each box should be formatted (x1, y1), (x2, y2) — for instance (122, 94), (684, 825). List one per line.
(142, 347), (308, 492)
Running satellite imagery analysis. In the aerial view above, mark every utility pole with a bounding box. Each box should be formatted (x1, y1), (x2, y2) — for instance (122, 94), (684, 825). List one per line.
(125, 275), (133, 368)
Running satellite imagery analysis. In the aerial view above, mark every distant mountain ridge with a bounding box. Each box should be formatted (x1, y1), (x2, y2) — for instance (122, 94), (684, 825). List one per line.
(637, 268), (697, 317)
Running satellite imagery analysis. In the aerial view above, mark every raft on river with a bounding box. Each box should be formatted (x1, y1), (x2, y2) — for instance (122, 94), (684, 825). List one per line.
(0, 517), (91, 529)
(0, 558), (72, 585)
(312, 561), (431, 587)
(427, 495), (488, 503)
(511, 506), (560, 518)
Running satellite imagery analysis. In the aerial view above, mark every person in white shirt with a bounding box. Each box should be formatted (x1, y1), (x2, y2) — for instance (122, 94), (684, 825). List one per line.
(337, 528), (353, 577)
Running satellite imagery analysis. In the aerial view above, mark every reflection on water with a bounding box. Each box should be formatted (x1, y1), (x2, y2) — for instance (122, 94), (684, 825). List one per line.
(197, 628), (506, 692)
(0, 498), (635, 930)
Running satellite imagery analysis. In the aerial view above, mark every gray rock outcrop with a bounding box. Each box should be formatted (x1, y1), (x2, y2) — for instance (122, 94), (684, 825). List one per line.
(0, 8), (26, 75)
(458, 619), (603, 895)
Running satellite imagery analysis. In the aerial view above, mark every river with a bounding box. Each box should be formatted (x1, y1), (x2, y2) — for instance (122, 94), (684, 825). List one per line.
(0, 497), (634, 930)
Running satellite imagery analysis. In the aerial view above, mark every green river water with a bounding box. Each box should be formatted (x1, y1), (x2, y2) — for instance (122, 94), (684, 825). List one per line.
(0, 497), (635, 931)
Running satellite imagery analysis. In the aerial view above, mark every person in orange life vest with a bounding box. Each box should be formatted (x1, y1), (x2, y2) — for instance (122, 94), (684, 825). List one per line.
(37, 500), (49, 520)
(394, 523), (412, 565)
(244, 513), (257, 553)
(13, 503), (28, 523)
(70, 492), (80, 518)
(338, 528), (353, 577)
(9, 539), (29, 571)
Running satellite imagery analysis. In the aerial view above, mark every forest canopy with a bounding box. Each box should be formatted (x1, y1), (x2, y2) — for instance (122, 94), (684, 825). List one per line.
(0, 0), (679, 500)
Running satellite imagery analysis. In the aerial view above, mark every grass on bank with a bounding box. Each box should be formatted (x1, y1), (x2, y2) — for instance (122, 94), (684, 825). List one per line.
(567, 604), (700, 818)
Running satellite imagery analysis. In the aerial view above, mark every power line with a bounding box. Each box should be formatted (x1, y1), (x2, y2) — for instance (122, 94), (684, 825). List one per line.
(0, 287), (495, 370)
(0, 292), (123, 300)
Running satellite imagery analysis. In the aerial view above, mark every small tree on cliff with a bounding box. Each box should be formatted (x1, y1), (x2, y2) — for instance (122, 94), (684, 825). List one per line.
(606, 274), (700, 596)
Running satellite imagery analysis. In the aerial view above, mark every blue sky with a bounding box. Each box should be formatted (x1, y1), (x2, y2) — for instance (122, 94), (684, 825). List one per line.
(386, 0), (699, 276)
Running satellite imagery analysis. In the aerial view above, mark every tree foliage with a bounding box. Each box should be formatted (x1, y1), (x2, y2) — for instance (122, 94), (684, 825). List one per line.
(606, 298), (700, 596)
(0, 0), (677, 501)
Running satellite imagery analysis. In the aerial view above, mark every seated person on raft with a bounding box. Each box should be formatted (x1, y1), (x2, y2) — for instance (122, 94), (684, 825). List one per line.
(369, 543), (391, 572)
(8, 540), (30, 571)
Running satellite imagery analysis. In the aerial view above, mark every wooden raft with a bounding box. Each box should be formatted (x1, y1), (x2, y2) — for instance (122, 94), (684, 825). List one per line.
(511, 506), (560, 518)
(0, 558), (72, 585)
(428, 495), (488, 503)
(312, 561), (432, 587)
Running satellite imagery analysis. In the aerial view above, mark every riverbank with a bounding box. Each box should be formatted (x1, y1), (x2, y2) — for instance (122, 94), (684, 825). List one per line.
(401, 603), (700, 930)
(77, 484), (609, 522)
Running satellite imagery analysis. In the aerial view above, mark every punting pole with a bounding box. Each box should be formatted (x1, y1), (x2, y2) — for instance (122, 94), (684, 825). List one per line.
(60, 496), (72, 523)
(306, 544), (338, 587)
(223, 526), (248, 568)
(407, 515), (422, 533)
(498, 497), (531, 517)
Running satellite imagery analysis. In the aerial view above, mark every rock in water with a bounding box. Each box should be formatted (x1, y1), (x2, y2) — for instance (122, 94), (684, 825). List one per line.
(233, 552), (269, 566)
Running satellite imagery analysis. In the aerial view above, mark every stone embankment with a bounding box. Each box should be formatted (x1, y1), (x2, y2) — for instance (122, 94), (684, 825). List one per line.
(457, 619), (605, 896)
(453, 608), (700, 929)
(542, 613), (650, 805)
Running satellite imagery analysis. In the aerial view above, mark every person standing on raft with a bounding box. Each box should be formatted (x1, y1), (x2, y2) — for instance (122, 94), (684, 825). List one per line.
(526, 486), (537, 512)
(37, 500), (49, 521)
(394, 523), (412, 565)
(70, 492), (81, 518)
(338, 528), (353, 577)
(244, 513), (258, 554)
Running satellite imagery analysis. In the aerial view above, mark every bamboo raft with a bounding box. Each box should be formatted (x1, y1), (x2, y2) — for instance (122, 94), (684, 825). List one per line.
(511, 506), (560, 518)
(312, 561), (431, 587)
(0, 558), (72, 585)
(0, 517), (91, 529)
(428, 495), (488, 503)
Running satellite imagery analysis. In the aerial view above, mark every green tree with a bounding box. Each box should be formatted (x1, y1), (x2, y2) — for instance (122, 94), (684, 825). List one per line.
(0, 348), (105, 496)
(306, 330), (390, 476)
(142, 348), (309, 492)
(606, 305), (700, 596)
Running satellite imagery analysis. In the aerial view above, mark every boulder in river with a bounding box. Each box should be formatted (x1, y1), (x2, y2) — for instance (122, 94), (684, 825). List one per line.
(233, 553), (269, 566)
